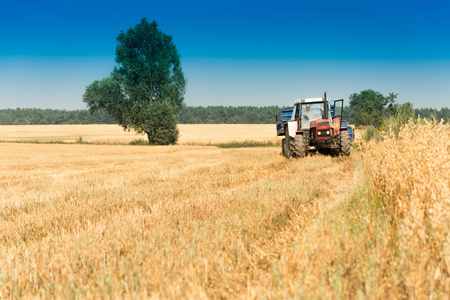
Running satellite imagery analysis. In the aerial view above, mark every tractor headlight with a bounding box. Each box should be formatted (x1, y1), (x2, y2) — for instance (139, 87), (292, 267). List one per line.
(318, 131), (321, 135)
(326, 130), (330, 135)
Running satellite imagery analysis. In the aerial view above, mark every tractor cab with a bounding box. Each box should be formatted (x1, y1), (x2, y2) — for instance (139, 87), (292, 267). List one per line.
(298, 102), (327, 129)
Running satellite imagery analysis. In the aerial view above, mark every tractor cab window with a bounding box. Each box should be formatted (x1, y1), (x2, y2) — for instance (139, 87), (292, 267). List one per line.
(300, 103), (324, 129)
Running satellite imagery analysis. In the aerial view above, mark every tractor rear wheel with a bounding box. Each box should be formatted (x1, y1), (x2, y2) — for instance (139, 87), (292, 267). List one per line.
(294, 135), (306, 158)
(281, 138), (286, 156)
(340, 130), (351, 156)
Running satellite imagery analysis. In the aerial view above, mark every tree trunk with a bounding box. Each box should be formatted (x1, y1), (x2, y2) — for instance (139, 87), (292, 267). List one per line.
(146, 131), (153, 145)
(149, 78), (154, 104)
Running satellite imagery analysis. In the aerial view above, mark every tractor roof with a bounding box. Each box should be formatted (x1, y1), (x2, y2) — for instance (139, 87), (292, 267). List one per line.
(294, 97), (326, 105)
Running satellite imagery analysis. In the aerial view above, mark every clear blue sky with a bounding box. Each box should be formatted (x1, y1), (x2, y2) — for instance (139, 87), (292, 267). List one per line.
(1, 0), (449, 109)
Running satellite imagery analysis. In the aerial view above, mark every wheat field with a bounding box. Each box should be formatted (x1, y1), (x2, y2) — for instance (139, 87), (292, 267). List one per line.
(0, 122), (448, 298)
(0, 124), (276, 144)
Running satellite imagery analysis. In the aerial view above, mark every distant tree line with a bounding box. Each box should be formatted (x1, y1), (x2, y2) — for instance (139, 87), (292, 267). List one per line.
(178, 106), (281, 124)
(0, 108), (114, 125)
(414, 107), (450, 122)
(0, 106), (284, 125)
(0, 105), (448, 125)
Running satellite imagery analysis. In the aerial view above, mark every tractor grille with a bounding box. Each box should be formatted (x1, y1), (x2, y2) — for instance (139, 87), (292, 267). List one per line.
(317, 129), (331, 138)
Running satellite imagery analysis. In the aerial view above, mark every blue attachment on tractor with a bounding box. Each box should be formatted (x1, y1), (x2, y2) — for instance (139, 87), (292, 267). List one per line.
(276, 106), (294, 136)
(341, 120), (355, 141)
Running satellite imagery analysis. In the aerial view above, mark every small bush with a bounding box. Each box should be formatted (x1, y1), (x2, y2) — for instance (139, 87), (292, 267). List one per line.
(129, 139), (148, 145)
(362, 126), (383, 143)
(381, 102), (415, 137)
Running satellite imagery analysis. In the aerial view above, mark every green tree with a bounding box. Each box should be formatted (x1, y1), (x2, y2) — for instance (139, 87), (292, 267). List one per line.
(349, 90), (397, 126)
(83, 18), (186, 144)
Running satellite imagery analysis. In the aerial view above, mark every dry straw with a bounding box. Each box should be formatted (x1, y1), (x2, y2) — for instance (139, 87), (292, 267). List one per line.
(363, 118), (450, 297)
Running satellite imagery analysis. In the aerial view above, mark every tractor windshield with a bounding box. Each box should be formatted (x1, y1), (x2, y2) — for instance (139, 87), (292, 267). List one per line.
(300, 103), (325, 129)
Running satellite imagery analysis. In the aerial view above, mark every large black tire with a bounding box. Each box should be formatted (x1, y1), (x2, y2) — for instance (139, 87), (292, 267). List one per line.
(290, 138), (296, 156)
(281, 138), (286, 157)
(294, 135), (306, 158)
(285, 129), (291, 159)
(340, 130), (351, 156)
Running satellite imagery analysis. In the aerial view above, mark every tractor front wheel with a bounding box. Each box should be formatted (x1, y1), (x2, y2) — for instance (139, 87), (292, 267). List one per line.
(340, 130), (351, 156)
(294, 135), (306, 158)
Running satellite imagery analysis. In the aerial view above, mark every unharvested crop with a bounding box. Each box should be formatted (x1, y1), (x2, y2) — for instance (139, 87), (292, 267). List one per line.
(362, 119), (450, 297)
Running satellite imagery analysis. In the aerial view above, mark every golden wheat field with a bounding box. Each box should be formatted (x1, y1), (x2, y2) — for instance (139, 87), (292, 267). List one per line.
(0, 124), (276, 144)
(0, 121), (449, 298)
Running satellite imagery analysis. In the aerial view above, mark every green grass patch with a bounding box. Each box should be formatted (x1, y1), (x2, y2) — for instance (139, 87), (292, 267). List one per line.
(0, 139), (68, 145)
(0, 139), (123, 146)
(183, 139), (280, 148)
(0, 138), (281, 148)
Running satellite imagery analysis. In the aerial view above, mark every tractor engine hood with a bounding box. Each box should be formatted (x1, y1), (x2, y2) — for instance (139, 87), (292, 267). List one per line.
(309, 119), (331, 128)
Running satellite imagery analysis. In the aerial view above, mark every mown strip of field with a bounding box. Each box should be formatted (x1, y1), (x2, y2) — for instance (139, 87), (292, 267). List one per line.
(0, 143), (356, 298)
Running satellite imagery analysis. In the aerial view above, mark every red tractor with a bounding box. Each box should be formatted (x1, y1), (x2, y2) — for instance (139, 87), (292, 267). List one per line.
(276, 92), (351, 158)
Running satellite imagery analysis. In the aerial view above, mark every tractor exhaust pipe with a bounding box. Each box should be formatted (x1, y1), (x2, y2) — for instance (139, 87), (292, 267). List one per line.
(323, 91), (329, 120)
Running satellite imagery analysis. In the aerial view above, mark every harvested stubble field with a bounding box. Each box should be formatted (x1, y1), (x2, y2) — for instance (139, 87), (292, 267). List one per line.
(0, 121), (449, 298)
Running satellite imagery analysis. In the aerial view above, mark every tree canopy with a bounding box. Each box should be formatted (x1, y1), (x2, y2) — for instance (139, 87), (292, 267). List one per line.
(83, 18), (186, 144)
(349, 90), (397, 126)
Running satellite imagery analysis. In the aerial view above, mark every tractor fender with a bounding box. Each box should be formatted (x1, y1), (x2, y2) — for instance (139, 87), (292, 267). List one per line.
(287, 121), (297, 138)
